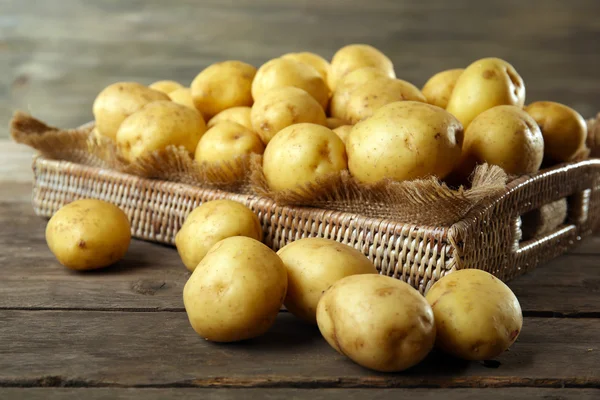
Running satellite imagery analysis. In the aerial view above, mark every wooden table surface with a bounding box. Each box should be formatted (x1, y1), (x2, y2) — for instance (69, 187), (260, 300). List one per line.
(1, 140), (599, 399)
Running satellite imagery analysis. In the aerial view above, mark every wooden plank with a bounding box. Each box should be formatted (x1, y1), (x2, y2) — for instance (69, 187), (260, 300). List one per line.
(0, 311), (598, 388)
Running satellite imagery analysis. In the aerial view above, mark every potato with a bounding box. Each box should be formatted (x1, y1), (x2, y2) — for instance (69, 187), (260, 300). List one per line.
(191, 61), (257, 119)
(252, 58), (329, 109)
(262, 123), (347, 192)
(422, 68), (464, 109)
(329, 44), (395, 92)
(207, 106), (253, 130)
(426, 269), (522, 360)
(457, 105), (544, 176)
(183, 236), (287, 342)
(524, 101), (588, 164)
(317, 274), (436, 372)
(326, 117), (346, 130)
(45, 199), (131, 271)
(446, 57), (525, 128)
(116, 101), (206, 162)
(277, 238), (377, 324)
(251, 87), (327, 144)
(281, 52), (330, 83)
(175, 199), (262, 272)
(194, 121), (265, 166)
(347, 101), (463, 183)
(333, 125), (352, 143)
(149, 80), (184, 94)
(346, 77), (426, 123)
(168, 87), (196, 110)
(92, 82), (170, 140)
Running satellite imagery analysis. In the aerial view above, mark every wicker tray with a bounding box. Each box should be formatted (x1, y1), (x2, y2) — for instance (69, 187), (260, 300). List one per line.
(31, 155), (600, 293)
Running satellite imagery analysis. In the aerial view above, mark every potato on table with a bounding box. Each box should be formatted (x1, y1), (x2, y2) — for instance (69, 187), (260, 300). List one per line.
(422, 68), (464, 109)
(329, 44), (395, 92)
(168, 87), (196, 110)
(195, 121), (264, 167)
(208, 106), (253, 131)
(281, 52), (331, 84)
(149, 80), (184, 94)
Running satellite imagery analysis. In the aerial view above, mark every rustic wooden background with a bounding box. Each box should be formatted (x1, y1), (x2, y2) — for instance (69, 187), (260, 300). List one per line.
(1, 0), (599, 138)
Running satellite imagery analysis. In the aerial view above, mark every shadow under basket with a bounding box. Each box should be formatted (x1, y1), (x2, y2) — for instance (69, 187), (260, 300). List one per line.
(31, 156), (600, 294)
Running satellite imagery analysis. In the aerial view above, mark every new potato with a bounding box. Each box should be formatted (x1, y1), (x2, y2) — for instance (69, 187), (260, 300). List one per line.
(168, 87), (196, 110)
(195, 121), (265, 166)
(149, 80), (184, 94)
(208, 106), (253, 130)
(281, 52), (330, 83)
(329, 44), (395, 91)
(422, 68), (464, 109)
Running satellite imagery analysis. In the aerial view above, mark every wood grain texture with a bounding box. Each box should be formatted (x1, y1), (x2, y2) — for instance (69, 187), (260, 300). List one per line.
(2, 0), (599, 137)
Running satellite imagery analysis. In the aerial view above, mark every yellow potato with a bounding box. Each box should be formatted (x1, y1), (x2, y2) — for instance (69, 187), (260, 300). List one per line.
(277, 238), (377, 324)
(421, 68), (464, 109)
(426, 269), (523, 361)
(525, 101), (588, 164)
(281, 52), (330, 83)
(191, 61), (257, 119)
(347, 101), (463, 183)
(317, 274), (436, 372)
(175, 199), (263, 272)
(346, 77), (426, 123)
(149, 80), (184, 94)
(262, 123), (347, 193)
(116, 101), (206, 162)
(329, 44), (395, 91)
(45, 199), (131, 271)
(207, 106), (253, 130)
(183, 236), (287, 342)
(446, 57), (525, 128)
(325, 117), (346, 130)
(333, 125), (352, 143)
(195, 121), (265, 166)
(251, 87), (327, 144)
(168, 87), (196, 110)
(92, 82), (170, 140)
(457, 105), (544, 176)
(252, 58), (329, 109)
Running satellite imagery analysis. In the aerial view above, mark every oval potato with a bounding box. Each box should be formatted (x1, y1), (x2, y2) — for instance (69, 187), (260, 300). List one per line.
(149, 80), (184, 94)
(207, 106), (253, 130)
(421, 68), (464, 109)
(281, 52), (330, 84)
(168, 87), (196, 110)
(329, 44), (395, 92)
(195, 121), (265, 165)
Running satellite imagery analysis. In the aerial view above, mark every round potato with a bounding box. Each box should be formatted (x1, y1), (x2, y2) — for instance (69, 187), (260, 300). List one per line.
(45, 199), (131, 271)
(262, 123), (347, 193)
(426, 269), (523, 360)
(329, 44), (395, 92)
(524, 101), (588, 164)
(183, 236), (287, 342)
(207, 106), (253, 130)
(446, 57), (525, 128)
(346, 77), (426, 123)
(422, 68), (464, 109)
(251, 87), (327, 144)
(195, 121), (265, 166)
(116, 101), (206, 162)
(191, 61), (257, 119)
(252, 58), (329, 109)
(277, 238), (377, 324)
(457, 105), (544, 176)
(281, 52), (330, 83)
(326, 117), (346, 130)
(333, 125), (353, 143)
(317, 274), (436, 372)
(149, 80), (184, 94)
(347, 101), (463, 183)
(168, 87), (196, 110)
(93, 82), (170, 140)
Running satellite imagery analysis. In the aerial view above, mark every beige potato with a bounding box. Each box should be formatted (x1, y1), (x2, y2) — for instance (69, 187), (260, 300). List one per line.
(175, 199), (263, 272)
(45, 199), (131, 271)
(277, 238), (377, 324)
(251, 87), (327, 144)
(195, 121), (265, 165)
(326, 117), (346, 130)
(422, 68), (464, 109)
(116, 101), (206, 162)
(333, 125), (352, 143)
(347, 101), (463, 183)
(329, 44), (395, 91)
(252, 58), (329, 109)
(191, 60), (257, 119)
(92, 82), (170, 140)
(282, 52), (330, 83)
(168, 87), (196, 110)
(207, 106), (253, 130)
(317, 274), (436, 372)
(525, 101), (588, 164)
(149, 80), (184, 94)
(426, 269), (523, 360)
(346, 77), (427, 123)
(183, 236), (287, 342)
(262, 123), (347, 193)
(446, 57), (525, 128)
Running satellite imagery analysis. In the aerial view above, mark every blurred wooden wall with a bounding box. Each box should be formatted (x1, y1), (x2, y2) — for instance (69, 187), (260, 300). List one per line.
(2, 0), (599, 137)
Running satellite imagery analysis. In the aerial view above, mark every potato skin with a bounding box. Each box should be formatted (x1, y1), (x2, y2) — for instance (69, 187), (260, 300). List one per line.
(333, 125), (353, 143)
(183, 236), (287, 342)
(347, 101), (463, 183)
(251, 87), (327, 144)
(93, 82), (170, 140)
(262, 123), (347, 192)
(175, 199), (262, 272)
(195, 121), (264, 165)
(45, 199), (131, 271)
(316, 274), (436, 372)
(329, 44), (395, 92)
(446, 58), (525, 128)
(149, 80), (184, 94)
(277, 238), (377, 324)
(422, 69), (464, 109)
(524, 101), (588, 164)
(168, 87), (196, 110)
(208, 107), (253, 131)
(326, 117), (346, 130)
(281, 52), (331, 83)
(425, 269), (523, 361)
